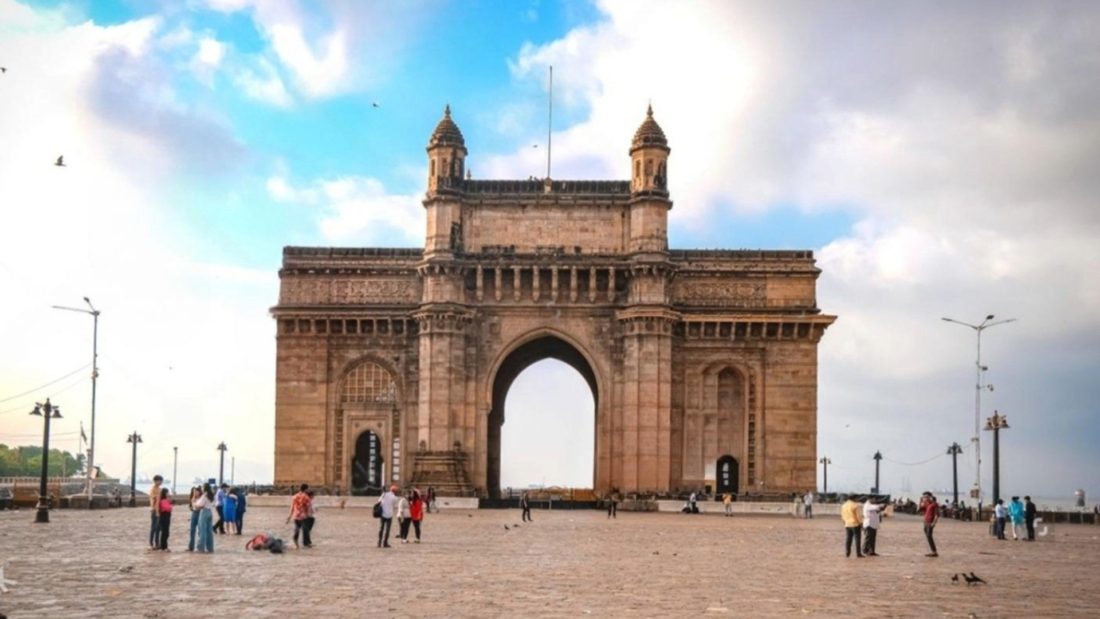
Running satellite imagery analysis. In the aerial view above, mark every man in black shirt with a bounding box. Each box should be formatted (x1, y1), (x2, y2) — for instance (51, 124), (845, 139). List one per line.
(1024, 496), (1038, 541)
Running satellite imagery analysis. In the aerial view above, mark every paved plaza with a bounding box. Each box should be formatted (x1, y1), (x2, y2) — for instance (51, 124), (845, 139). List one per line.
(0, 506), (1097, 618)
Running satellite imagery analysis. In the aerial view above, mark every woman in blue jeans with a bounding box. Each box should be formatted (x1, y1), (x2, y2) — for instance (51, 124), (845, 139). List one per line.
(193, 483), (216, 553)
(186, 487), (202, 551)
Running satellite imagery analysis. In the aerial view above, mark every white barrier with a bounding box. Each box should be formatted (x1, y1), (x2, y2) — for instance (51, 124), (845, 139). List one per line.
(246, 495), (479, 510)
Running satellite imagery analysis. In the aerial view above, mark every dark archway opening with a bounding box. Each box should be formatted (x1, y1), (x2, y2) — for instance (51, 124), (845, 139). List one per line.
(352, 430), (384, 494)
(488, 336), (598, 499)
(716, 455), (739, 496)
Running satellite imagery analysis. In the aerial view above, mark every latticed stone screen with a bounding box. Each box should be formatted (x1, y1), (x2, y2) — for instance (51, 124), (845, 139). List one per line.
(341, 362), (397, 403)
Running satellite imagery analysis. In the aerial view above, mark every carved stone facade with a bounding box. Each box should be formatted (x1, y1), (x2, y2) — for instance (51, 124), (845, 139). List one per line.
(272, 105), (835, 496)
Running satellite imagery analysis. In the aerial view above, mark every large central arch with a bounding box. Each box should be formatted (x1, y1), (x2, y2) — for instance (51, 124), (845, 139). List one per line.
(487, 334), (599, 498)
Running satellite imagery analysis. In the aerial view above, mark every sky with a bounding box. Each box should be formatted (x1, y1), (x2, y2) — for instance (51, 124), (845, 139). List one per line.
(1, 0), (1098, 502)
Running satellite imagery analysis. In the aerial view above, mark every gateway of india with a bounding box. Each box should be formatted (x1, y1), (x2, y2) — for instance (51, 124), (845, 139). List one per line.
(271, 105), (835, 498)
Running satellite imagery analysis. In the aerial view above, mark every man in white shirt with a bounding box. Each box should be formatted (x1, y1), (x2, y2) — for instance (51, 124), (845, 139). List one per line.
(862, 498), (882, 556)
(377, 485), (399, 548)
(803, 492), (814, 519)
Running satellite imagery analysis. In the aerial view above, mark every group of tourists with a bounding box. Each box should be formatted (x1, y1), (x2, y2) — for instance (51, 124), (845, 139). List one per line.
(374, 485), (427, 548)
(992, 495), (1038, 541)
(840, 491), (940, 558)
(143, 475), (249, 554)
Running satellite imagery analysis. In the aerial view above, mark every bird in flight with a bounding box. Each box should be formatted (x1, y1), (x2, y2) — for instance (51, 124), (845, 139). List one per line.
(372, 101), (380, 108)
(1, 67), (7, 73)
(54, 155), (66, 167)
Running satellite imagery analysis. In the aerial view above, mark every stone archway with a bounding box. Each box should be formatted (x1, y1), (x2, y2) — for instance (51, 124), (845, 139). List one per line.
(487, 335), (599, 499)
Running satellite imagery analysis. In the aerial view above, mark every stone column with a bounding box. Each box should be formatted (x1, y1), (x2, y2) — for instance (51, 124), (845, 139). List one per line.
(617, 311), (677, 492)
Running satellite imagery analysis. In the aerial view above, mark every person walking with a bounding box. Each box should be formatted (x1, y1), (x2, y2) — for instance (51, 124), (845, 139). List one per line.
(193, 483), (216, 553)
(409, 488), (424, 543)
(223, 488), (238, 536)
(286, 484), (312, 549)
(157, 488), (173, 551)
(303, 490), (317, 547)
(841, 494), (864, 558)
(520, 491), (532, 522)
(426, 486), (437, 514)
(235, 488), (247, 535)
(213, 483), (228, 534)
(689, 491), (699, 514)
(862, 496), (882, 556)
(186, 486), (202, 552)
(608, 489), (619, 519)
(803, 491), (814, 519)
(1024, 496), (1037, 541)
(920, 492), (939, 557)
(148, 474), (163, 550)
(993, 499), (1007, 540)
(396, 490), (412, 543)
(723, 492), (732, 517)
(1009, 496), (1025, 540)
(377, 485), (399, 548)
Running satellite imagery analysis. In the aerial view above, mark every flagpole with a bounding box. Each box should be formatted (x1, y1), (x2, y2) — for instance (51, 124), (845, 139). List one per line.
(547, 65), (553, 180)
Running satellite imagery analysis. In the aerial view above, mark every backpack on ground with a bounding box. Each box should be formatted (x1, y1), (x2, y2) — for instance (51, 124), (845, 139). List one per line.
(268, 538), (285, 553)
(245, 533), (270, 550)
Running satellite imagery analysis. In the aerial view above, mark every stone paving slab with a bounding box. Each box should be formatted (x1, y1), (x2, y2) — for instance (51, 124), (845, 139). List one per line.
(0, 506), (1097, 618)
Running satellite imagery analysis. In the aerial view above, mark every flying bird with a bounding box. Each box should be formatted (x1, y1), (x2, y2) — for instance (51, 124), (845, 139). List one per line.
(963, 572), (987, 586)
(1, 67), (7, 73)
(372, 101), (380, 108)
(532, 144), (539, 148)
(54, 155), (65, 167)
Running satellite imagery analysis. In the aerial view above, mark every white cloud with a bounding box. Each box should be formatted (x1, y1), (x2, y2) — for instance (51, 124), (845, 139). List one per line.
(191, 37), (226, 79)
(234, 56), (292, 107)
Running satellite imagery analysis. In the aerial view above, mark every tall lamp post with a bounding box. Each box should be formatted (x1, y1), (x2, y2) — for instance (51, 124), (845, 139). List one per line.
(127, 432), (142, 507)
(947, 442), (964, 506)
(984, 411), (1009, 505)
(872, 451), (883, 494)
(172, 446), (178, 496)
(52, 297), (100, 506)
(30, 399), (62, 523)
(819, 456), (831, 495)
(217, 442), (228, 485)
(941, 314), (1016, 508)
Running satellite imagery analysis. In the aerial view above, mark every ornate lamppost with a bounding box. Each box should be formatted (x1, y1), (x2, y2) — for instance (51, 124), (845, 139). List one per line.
(947, 442), (964, 506)
(819, 456), (831, 495)
(872, 451), (883, 494)
(30, 399), (62, 523)
(127, 432), (142, 507)
(217, 442), (228, 485)
(983, 411), (1009, 505)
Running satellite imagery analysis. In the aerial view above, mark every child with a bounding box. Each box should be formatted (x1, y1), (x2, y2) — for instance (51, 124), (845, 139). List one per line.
(158, 488), (173, 551)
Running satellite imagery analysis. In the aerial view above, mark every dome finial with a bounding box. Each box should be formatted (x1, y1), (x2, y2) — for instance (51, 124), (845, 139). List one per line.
(631, 103), (668, 152)
(647, 101), (653, 117)
(444, 103), (451, 117)
(428, 104), (466, 150)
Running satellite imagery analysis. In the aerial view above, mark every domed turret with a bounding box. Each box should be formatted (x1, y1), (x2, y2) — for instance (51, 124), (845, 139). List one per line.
(630, 105), (670, 195)
(426, 105), (467, 194)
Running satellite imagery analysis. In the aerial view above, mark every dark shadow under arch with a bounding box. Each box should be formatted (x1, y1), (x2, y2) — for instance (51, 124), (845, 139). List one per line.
(488, 336), (598, 498)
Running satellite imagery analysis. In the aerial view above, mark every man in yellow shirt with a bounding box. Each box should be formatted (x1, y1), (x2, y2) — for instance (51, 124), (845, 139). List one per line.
(841, 494), (864, 558)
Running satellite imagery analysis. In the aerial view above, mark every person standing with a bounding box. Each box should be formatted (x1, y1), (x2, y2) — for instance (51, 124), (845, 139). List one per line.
(520, 491), (532, 522)
(377, 485), (399, 548)
(223, 489), (238, 536)
(303, 490), (317, 547)
(1024, 496), (1037, 541)
(803, 491), (814, 519)
(235, 489), (247, 535)
(409, 489), (424, 543)
(396, 490), (412, 543)
(187, 487), (201, 552)
(841, 495), (864, 558)
(920, 492), (939, 557)
(608, 489), (620, 519)
(993, 499), (1007, 540)
(148, 474), (163, 550)
(723, 492), (732, 517)
(193, 483), (216, 553)
(862, 497), (882, 556)
(689, 491), (698, 514)
(286, 484), (312, 549)
(213, 483), (228, 534)
(157, 488), (173, 551)
(1009, 496), (1025, 541)
(426, 486), (436, 514)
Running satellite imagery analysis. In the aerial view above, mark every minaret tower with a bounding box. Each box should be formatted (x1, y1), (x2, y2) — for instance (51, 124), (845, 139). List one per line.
(424, 105), (467, 258)
(628, 104), (671, 256)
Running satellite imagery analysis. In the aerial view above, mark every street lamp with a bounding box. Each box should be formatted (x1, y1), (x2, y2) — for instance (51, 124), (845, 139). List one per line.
(172, 446), (178, 497)
(941, 314), (1016, 507)
(127, 432), (143, 507)
(872, 451), (883, 494)
(52, 297), (100, 506)
(947, 442), (964, 506)
(30, 399), (62, 523)
(217, 442), (228, 485)
(983, 411), (1009, 505)
(819, 456), (831, 495)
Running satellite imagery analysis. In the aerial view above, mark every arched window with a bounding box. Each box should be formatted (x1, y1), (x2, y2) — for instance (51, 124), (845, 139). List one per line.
(341, 361), (397, 404)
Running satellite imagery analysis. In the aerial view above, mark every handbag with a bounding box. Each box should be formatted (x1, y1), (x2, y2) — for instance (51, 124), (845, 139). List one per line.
(373, 501), (383, 519)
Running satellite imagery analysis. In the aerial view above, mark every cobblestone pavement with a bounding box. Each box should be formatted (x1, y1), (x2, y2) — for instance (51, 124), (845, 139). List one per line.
(0, 506), (1097, 618)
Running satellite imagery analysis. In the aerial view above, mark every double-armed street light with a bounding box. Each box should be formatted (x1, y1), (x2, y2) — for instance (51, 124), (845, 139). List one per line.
(941, 314), (1016, 507)
(819, 456), (832, 495)
(984, 411), (1010, 505)
(30, 399), (62, 523)
(947, 442), (964, 506)
(52, 297), (100, 505)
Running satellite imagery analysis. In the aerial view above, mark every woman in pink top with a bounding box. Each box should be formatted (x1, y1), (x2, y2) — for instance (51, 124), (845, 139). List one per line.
(157, 488), (174, 551)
